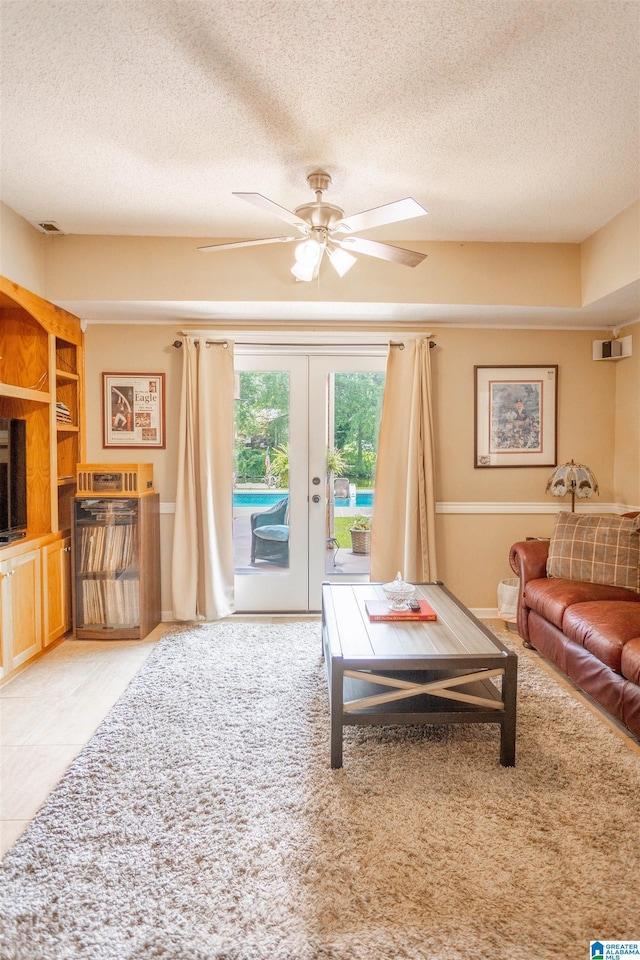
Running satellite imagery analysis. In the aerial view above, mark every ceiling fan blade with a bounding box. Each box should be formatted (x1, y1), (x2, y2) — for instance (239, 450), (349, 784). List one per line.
(336, 197), (427, 235)
(339, 236), (426, 268)
(233, 192), (307, 229)
(198, 236), (297, 252)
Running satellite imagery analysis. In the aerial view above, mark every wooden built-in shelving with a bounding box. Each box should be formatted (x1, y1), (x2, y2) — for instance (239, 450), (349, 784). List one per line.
(0, 276), (85, 681)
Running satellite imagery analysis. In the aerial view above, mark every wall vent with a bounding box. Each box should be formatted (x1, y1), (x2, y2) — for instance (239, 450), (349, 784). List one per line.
(33, 221), (65, 234)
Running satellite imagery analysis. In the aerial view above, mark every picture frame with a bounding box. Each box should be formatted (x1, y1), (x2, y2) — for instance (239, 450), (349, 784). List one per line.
(474, 365), (557, 468)
(102, 373), (166, 448)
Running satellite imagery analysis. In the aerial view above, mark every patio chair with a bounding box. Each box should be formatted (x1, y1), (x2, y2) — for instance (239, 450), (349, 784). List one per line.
(250, 497), (290, 566)
(334, 478), (350, 499)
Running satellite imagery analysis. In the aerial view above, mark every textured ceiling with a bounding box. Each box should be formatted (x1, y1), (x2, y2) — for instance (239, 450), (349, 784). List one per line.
(2, 0), (639, 242)
(1, 0), (639, 325)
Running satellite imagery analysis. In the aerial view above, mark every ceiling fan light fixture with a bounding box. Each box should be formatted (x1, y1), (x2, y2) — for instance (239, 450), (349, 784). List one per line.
(327, 245), (357, 277)
(291, 237), (325, 280)
(294, 238), (323, 265)
(291, 260), (317, 282)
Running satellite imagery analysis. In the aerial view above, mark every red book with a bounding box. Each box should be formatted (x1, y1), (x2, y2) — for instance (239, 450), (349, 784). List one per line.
(365, 599), (437, 622)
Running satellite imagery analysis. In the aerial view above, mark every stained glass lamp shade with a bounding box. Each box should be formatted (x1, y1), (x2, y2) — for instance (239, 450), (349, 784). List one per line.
(545, 460), (599, 512)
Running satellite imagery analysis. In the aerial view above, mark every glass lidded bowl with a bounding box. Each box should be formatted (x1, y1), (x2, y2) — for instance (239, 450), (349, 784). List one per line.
(382, 572), (416, 610)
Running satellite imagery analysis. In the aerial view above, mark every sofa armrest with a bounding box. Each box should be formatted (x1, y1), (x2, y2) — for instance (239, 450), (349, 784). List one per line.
(509, 540), (550, 643)
(509, 539), (550, 582)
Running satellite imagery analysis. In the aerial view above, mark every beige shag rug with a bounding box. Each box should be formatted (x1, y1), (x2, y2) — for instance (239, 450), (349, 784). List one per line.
(1, 618), (638, 960)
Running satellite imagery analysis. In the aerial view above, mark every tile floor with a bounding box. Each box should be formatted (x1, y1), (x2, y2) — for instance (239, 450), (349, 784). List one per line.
(0, 624), (170, 859)
(1, 618), (638, 861)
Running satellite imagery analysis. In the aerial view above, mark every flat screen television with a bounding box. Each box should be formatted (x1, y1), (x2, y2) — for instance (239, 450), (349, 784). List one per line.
(0, 417), (27, 543)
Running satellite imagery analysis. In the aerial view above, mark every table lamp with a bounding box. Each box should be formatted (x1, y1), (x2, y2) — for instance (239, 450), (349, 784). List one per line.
(545, 459), (599, 512)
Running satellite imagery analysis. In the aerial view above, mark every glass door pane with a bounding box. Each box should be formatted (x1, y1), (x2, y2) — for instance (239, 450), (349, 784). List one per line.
(233, 370), (290, 570)
(308, 356), (386, 610)
(233, 355), (308, 611)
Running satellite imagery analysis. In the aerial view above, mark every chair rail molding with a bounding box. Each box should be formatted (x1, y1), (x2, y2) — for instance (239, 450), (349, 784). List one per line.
(435, 501), (631, 514)
(160, 500), (636, 515)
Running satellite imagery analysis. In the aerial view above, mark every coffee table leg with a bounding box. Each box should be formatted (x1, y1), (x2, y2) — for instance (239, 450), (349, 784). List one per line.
(330, 655), (344, 769)
(500, 655), (518, 766)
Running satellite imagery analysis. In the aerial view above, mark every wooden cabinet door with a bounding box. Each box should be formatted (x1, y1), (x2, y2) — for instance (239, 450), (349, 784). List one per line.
(0, 563), (6, 680)
(42, 536), (72, 647)
(0, 547), (42, 674)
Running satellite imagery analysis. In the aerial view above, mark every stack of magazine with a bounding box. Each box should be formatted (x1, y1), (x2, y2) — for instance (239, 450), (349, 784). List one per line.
(56, 401), (73, 425)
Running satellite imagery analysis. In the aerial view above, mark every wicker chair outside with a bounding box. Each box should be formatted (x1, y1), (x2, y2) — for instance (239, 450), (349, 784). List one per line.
(334, 477), (350, 499)
(250, 497), (290, 566)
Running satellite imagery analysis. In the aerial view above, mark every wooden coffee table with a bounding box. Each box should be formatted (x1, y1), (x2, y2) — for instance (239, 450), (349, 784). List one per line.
(322, 581), (517, 768)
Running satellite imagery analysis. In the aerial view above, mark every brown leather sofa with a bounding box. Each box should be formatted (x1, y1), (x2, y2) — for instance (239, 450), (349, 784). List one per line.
(509, 528), (640, 740)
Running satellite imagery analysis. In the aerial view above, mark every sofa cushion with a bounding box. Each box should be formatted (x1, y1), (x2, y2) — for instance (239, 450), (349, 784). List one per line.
(621, 637), (640, 685)
(524, 578), (640, 630)
(547, 512), (640, 592)
(562, 602), (640, 674)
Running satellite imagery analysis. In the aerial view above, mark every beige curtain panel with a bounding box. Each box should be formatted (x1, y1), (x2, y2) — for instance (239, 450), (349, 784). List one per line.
(172, 337), (236, 621)
(371, 338), (438, 584)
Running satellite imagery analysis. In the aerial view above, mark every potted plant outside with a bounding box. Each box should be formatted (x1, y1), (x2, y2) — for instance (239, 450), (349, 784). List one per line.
(326, 447), (348, 477)
(349, 514), (371, 555)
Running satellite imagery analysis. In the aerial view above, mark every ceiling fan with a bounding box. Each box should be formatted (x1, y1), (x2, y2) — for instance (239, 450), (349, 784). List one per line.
(198, 169), (428, 282)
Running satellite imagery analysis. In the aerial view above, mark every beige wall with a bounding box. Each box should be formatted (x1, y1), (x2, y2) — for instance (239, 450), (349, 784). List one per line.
(431, 326), (617, 504)
(83, 320), (632, 612)
(1, 204), (637, 614)
(43, 235), (581, 309)
(400, 324), (622, 606)
(0, 202), (46, 295)
(2, 201), (634, 319)
(84, 324), (184, 617)
(613, 320), (640, 506)
(581, 201), (640, 305)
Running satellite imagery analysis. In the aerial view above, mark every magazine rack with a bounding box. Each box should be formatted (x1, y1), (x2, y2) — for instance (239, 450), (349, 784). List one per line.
(72, 493), (160, 639)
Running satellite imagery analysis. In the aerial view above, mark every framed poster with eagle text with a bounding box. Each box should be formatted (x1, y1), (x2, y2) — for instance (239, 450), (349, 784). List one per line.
(102, 373), (166, 448)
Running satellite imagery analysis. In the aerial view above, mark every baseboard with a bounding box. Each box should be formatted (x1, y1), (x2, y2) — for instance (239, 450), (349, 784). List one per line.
(164, 607), (513, 621)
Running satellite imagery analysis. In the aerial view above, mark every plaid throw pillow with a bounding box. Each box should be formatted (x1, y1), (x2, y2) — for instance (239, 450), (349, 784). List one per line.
(547, 513), (640, 592)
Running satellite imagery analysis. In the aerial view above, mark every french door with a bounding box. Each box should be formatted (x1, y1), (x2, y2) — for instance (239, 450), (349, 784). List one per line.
(232, 351), (386, 612)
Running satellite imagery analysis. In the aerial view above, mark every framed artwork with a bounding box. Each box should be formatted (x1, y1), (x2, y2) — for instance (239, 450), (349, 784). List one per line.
(103, 373), (165, 448)
(474, 365), (557, 468)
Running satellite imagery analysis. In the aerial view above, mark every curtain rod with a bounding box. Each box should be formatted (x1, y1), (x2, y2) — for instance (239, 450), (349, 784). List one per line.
(171, 339), (436, 349)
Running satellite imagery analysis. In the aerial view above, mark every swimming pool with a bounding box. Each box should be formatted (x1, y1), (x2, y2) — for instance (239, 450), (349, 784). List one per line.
(233, 490), (374, 508)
